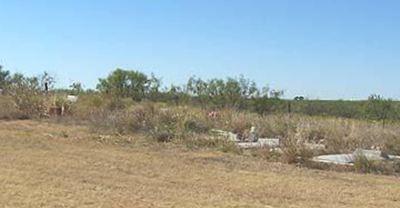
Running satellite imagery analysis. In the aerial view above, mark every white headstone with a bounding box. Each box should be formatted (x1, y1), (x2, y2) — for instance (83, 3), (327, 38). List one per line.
(67, 95), (78, 103)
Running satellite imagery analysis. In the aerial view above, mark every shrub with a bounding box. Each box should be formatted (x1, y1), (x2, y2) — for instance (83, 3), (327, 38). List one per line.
(353, 154), (375, 173)
(0, 96), (24, 119)
(150, 128), (175, 143)
(124, 104), (157, 132)
(281, 134), (314, 164)
(184, 117), (210, 134)
(353, 155), (399, 175)
(384, 136), (400, 155)
(5, 73), (49, 118)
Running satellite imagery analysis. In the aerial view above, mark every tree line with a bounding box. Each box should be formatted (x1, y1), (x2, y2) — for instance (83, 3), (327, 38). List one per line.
(0, 66), (398, 124)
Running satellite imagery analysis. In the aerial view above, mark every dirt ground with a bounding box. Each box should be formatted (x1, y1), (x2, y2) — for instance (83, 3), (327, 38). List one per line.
(0, 120), (399, 208)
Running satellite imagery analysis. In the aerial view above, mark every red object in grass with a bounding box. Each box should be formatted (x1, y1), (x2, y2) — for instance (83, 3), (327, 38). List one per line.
(207, 111), (219, 119)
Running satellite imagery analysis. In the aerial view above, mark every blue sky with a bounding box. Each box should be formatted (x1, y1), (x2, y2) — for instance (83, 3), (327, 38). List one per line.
(1, 0), (400, 99)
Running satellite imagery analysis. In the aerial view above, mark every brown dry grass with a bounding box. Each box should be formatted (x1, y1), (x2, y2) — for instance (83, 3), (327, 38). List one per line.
(83, 101), (400, 156)
(0, 120), (399, 208)
(0, 95), (22, 119)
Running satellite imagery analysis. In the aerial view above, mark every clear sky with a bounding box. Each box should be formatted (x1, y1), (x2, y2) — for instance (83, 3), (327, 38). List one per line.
(1, 0), (399, 100)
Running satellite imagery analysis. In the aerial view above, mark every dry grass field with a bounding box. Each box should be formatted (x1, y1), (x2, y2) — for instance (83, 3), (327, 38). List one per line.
(0, 120), (400, 208)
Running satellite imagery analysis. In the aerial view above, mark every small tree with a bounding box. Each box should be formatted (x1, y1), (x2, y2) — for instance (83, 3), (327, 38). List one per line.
(166, 84), (189, 105)
(69, 81), (83, 95)
(7, 73), (47, 117)
(39, 71), (55, 93)
(365, 94), (394, 128)
(0, 65), (11, 91)
(147, 73), (161, 101)
(186, 76), (210, 107)
(97, 68), (160, 101)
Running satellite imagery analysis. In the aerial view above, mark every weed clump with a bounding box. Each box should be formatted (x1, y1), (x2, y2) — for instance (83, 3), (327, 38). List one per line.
(353, 154), (400, 175)
(281, 140), (314, 164)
